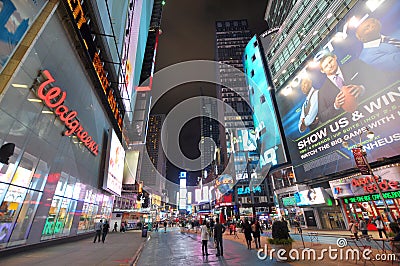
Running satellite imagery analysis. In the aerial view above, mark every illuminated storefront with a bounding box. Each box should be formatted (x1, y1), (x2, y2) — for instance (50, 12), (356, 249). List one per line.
(330, 165), (400, 226)
(0, 3), (117, 251)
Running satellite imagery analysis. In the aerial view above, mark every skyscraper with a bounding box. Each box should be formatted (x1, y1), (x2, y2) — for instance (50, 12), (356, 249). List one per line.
(141, 114), (167, 197)
(215, 19), (255, 179)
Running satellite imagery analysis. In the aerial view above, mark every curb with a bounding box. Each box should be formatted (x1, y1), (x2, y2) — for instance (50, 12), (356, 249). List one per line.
(130, 233), (151, 266)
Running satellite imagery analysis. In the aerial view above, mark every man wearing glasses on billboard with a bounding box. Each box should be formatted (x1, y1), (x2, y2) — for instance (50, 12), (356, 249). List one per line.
(356, 17), (400, 72)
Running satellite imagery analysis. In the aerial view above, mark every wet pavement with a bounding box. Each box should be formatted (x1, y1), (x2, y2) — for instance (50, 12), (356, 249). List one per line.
(136, 227), (288, 266)
(0, 230), (147, 266)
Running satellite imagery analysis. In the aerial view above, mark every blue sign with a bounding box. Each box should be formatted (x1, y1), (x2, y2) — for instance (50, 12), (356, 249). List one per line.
(238, 185), (262, 195)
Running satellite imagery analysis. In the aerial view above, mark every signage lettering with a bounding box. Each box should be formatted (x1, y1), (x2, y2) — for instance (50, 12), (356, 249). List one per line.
(351, 176), (399, 193)
(35, 70), (99, 155)
(343, 190), (400, 204)
(65, 0), (124, 130)
(238, 185), (262, 195)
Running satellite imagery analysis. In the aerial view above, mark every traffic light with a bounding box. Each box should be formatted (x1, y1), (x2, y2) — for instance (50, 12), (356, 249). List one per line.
(0, 143), (15, 164)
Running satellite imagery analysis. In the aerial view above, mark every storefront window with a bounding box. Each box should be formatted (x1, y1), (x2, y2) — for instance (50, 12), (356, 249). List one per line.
(8, 189), (42, 246)
(0, 185), (27, 244)
(41, 196), (63, 240)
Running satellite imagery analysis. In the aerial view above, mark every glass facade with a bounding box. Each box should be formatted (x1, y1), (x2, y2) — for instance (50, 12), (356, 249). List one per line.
(0, 6), (114, 250)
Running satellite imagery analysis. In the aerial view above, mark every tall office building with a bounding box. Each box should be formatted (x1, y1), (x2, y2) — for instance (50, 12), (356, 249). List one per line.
(264, 0), (298, 29)
(200, 96), (221, 176)
(215, 20), (255, 179)
(141, 114), (167, 198)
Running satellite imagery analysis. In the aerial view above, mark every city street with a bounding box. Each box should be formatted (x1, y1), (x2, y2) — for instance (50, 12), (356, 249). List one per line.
(136, 227), (287, 266)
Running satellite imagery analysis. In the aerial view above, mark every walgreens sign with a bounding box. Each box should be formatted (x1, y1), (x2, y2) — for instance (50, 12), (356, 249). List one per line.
(34, 70), (99, 155)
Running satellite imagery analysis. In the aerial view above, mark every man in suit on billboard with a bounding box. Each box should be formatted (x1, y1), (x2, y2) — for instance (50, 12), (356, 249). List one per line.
(298, 77), (319, 133)
(316, 52), (380, 124)
(356, 17), (400, 72)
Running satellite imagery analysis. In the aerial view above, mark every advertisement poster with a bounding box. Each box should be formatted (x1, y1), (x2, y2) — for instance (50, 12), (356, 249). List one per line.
(276, 0), (400, 182)
(244, 35), (287, 173)
(294, 187), (330, 206)
(0, 0), (47, 71)
(104, 130), (125, 196)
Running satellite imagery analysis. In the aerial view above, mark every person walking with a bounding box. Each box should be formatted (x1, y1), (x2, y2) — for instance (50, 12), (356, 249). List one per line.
(252, 220), (263, 249)
(213, 218), (226, 257)
(349, 219), (359, 240)
(102, 220), (110, 243)
(164, 220), (167, 233)
(242, 218), (253, 249)
(358, 217), (368, 237)
(93, 219), (103, 243)
(200, 220), (210, 256)
(112, 222), (118, 232)
(375, 216), (388, 239)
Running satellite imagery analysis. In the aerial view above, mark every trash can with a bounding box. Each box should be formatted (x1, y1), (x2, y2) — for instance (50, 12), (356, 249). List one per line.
(141, 227), (148, 237)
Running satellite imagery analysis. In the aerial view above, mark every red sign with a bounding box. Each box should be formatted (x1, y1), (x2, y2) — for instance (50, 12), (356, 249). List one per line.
(351, 176), (399, 193)
(35, 70), (99, 155)
(351, 148), (371, 175)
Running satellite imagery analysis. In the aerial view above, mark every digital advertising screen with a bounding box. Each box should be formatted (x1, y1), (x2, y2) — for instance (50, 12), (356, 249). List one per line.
(103, 129), (125, 196)
(275, 0), (400, 183)
(244, 35), (287, 173)
(294, 187), (330, 206)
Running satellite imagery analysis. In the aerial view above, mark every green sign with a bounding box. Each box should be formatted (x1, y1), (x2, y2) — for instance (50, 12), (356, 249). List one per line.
(343, 190), (400, 204)
(282, 196), (296, 206)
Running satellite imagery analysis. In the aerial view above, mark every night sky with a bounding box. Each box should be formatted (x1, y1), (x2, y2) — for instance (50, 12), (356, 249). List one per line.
(150, 0), (268, 184)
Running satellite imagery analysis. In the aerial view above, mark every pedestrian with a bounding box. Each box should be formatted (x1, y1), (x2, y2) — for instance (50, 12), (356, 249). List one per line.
(120, 221), (125, 233)
(102, 220), (110, 243)
(214, 218), (226, 257)
(252, 219), (263, 249)
(358, 217), (368, 237)
(348, 219), (359, 240)
(154, 222), (159, 232)
(200, 220), (210, 256)
(209, 219), (215, 238)
(164, 220), (167, 233)
(375, 216), (388, 239)
(242, 218), (253, 249)
(293, 219), (302, 234)
(112, 222), (118, 232)
(93, 219), (103, 243)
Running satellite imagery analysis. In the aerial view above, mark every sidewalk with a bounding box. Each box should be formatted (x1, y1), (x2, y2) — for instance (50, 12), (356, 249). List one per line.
(0, 230), (147, 266)
(183, 227), (396, 265)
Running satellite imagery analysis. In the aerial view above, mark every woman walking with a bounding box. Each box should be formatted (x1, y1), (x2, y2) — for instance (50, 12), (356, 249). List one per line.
(200, 220), (210, 256)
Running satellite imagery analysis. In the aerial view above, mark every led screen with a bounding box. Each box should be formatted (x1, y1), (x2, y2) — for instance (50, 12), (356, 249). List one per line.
(103, 129), (125, 196)
(244, 35), (287, 172)
(294, 188), (327, 206)
(275, 0), (400, 182)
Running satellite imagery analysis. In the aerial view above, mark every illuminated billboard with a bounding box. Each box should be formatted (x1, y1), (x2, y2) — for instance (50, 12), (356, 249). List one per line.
(103, 129), (125, 196)
(243, 35), (287, 172)
(294, 188), (331, 206)
(227, 129), (257, 153)
(275, 0), (400, 182)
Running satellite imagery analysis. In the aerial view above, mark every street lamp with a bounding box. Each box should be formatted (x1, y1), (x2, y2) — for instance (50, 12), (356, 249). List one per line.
(246, 157), (256, 219)
(342, 127), (393, 222)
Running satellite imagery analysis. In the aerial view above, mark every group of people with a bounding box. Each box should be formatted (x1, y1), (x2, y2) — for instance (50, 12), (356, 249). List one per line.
(200, 218), (226, 257)
(348, 216), (389, 240)
(241, 218), (263, 250)
(93, 219), (110, 243)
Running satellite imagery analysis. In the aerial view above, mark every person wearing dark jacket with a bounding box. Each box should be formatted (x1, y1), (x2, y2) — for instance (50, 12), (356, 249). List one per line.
(102, 220), (110, 243)
(213, 218), (226, 257)
(242, 218), (253, 249)
(252, 220), (263, 249)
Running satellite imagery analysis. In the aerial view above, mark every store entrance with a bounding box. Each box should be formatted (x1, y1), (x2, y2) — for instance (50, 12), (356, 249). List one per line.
(326, 212), (346, 229)
(304, 210), (317, 227)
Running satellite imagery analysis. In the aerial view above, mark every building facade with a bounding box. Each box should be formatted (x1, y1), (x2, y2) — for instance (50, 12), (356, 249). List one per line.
(0, 0), (133, 250)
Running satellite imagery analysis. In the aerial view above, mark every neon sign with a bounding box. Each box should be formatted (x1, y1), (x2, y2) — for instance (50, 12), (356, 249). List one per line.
(343, 190), (400, 204)
(238, 185), (262, 195)
(351, 176), (399, 193)
(35, 70), (99, 155)
(65, 0), (124, 130)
